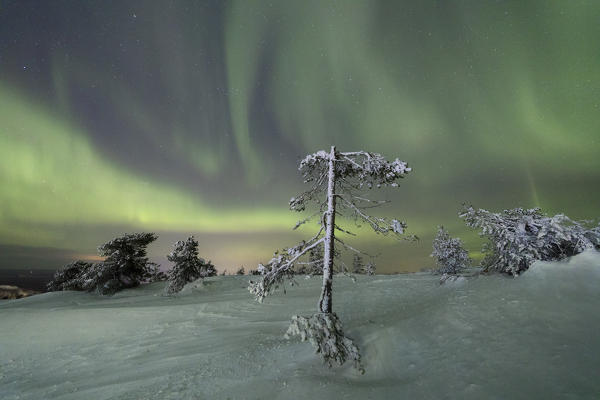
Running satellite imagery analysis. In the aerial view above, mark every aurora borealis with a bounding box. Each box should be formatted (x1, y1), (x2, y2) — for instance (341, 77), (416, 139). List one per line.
(1, 0), (599, 279)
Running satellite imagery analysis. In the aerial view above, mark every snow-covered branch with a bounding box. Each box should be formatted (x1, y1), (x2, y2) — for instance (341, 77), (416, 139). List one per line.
(338, 196), (406, 236)
(249, 237), (326, 301)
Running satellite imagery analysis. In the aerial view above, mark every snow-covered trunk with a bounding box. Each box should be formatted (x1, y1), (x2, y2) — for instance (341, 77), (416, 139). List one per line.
(319, 146), (337, 314)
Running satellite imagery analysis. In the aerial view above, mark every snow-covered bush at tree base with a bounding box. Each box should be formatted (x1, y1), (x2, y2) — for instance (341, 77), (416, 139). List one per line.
(250, 146), (413, 370)
(285, 313), (363, 373)
(461, 205), (600, 276)
(165, 236), (217, 294)
(431, 226), (470, 275)
(47, 232), (159, 294)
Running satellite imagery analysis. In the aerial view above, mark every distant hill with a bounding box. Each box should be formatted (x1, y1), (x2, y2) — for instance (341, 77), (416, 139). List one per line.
(0, 285), (39, 300)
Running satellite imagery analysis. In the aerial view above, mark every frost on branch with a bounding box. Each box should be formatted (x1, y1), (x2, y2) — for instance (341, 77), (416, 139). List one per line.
(431, 226), (471, 275)
(165, 236), (216, 295)
(249, 239), (324, 301)
(290, 150), (411, 214)
(285, 313), (363, 373)
(461, 205), (600, 276)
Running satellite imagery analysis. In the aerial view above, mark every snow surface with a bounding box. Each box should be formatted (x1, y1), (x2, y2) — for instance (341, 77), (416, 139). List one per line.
(1, 250), (599, 399)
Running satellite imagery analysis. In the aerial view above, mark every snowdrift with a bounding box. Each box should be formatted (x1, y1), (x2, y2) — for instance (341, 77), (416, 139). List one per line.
(1, 250), (599, 399)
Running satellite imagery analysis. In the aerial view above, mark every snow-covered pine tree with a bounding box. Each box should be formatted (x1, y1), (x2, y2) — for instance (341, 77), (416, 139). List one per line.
(165, 236), (215, 294)
(430, 226), (470, 275)
(47, 233), (159, 294)
(352, 254), (364, 274)
(249, 146), (412, 371)
(47, 260), (93, 291)
(202, 261), (217, 277)
(364, 261), (376, 276)
(88, 232), (159, 294)
(460, 205), (600, 276)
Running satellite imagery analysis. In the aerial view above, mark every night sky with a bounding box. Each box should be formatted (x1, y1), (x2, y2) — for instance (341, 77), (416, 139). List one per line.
(1, 0), (599, 282)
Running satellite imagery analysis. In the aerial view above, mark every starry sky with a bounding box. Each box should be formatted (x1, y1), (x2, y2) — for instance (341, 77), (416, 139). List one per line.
(1, 0), (599, 279)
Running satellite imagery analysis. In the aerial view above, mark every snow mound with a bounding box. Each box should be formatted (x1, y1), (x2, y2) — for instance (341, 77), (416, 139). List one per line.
(1, 252), (599, 399)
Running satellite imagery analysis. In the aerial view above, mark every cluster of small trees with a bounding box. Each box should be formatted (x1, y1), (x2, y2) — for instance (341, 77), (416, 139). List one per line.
(429, 206), (600, 278)
(460, 205), (600, 276)
(48, 234), (216, 295)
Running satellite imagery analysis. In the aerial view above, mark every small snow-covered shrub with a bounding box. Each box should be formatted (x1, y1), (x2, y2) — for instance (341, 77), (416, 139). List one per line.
(431, 226), (470, 275)
(165, 236), (216, 294)
(460, 205), (600, 276)
(285, 313), (363, 373)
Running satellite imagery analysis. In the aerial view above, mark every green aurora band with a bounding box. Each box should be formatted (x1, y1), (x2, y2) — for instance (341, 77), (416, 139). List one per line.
(0, 0), (599, 272)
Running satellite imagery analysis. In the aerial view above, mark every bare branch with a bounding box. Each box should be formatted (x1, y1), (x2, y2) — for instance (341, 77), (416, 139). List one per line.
(334, 224), (356, 236)
(334, 237), (373, 257)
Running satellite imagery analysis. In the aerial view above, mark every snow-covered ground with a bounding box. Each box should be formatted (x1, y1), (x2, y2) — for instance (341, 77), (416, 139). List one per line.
(1, 251), (599, 400)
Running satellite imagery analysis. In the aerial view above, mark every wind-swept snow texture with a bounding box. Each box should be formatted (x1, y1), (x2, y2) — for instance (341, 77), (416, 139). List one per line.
(1, 251), (599, 399)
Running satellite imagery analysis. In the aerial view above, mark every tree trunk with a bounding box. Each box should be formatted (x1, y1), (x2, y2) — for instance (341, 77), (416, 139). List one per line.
(319, 145), (337, 314)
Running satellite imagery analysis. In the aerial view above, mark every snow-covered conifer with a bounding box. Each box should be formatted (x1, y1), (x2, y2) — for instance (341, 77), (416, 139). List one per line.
(165, 236), (215, 294)
(461, 205), (600, 276)
(88, 232), (159, 294)
(47, 233), (159, 295)
(249, 146), (412, 370)
(364, 261), (376, 276)
(430, 226), (470, 275)
(47, 260), (93, 291)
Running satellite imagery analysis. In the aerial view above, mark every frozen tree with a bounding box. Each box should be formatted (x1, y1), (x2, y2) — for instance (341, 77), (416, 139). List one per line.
(249, 146), (412, 370)
(47, 233), (159, 295)
(165, 236), (216, 294)
(87, 232), (159, 294)
(461, 205), (600, 276)
(430, 226), (470, 275)
(47, 260), (93, 291)
(364, 261), (376, 276)
(352, 254), (364, 274)
(236, 266), (246, 275)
